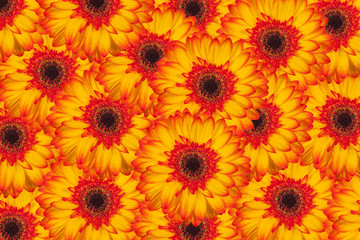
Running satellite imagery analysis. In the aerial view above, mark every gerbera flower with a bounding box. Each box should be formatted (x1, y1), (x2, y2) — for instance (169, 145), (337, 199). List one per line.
(132, 110), (250, 226)
(151, 34), (267, 129)
(220, 0), (331, 89)
(0, 35), (90, 127)
(302, 78), (360, 180)
(0, 189), (50, 239)
(133, 202), (239, 239)
(310, 0), (360, 81)
(325, 175), (360, 239)
(0, 0), (43, 62)
(48, 70), (151, 177)
(0, 111), (54, 198)
(234, 162), (334, 240)
(39, 0), (153, 62)
(36, 163), (141, 239)
(165, 0), (234, 36)
(233, 72), (312, 181)
(97, 4), (195, 116)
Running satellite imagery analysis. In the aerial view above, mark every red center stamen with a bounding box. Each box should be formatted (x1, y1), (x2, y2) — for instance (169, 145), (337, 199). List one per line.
(164, 139), (219, 194)
(170, 218), (220, 240)
(183, 60), (236, 114)
(319, 94), (360, 149)
(0, 0), (24, 30)
(69, 178), (123, 230)
(23, 48), (78, 102)
(250, 16), (301, 70)
(79, 96), (134, 149)
(262, 175), (316, 230)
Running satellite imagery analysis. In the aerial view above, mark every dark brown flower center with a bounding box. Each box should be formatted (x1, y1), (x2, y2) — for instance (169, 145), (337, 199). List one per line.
(181, 0), (204, 19)
(0, 0), (14, 17)
(277, 189), (301, 215)
(0, 125), (26, 153)
(251, 109), (267, 133)
(93, 107), (123, 136)
(179, 222), (205, 240)
(38, 61), (65, 88)
(180, 153), (205, 179)
(263, 31), (286, 56)
(326, 11), (347, 35)
(83, 0), (110, 15)
(332, 108), (356, 133)
(84, 188), (110, 216)
(197, 74), (224, 102)
(0, 218), (23, 239)
(139, 44), (164, 70)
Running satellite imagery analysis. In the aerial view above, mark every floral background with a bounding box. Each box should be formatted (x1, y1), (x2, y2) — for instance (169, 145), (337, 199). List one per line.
(0, 0), (359, 239)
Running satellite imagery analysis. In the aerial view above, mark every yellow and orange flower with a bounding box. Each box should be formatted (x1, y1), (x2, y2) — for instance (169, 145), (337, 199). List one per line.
(0, 0), (43, 62)
(302, 78), (360, 180)
(97, 4), (195, 116)
(132, 110), (250, 226)
(325, 174), (360, 239)
(36, 163), (141, 239)
(0, 189), (50, 239)
(234, 162), (334, 240)
(151, 34), (267, 128)
(39, 0), (153, 62)
(133, 202), (239, 239)
(0, 110), (54, 198)
(0, 36), (90, 127)
(233, 73), (312, 181)
(310, 0), (360, 81)
(48, 70), (151, 177)
(220, 0), (331, 89)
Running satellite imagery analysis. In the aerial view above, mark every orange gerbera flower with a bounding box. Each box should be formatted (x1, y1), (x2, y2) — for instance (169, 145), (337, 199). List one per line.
(232, 72), (312, 180)
(234, 162), (334, 240)
(302, 77), (360, 180)
(0, 110), (54, 198)
(0, 36), (90, 127)
(132, 110), (250, 226)
(48, 70), (151, 177)
(0, 0), (43, 62)
(0, 189), (50, 239)
(36, 163), (141, 239)
(39, 0), (153, 62)
(220, 0), (331, 89)
(151, 34), (267, 128)
(310, 0), (360, 81)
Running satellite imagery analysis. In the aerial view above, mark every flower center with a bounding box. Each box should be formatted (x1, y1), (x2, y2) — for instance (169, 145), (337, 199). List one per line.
(320, 97), (360, 148)
(71, 179), (123, 230)
(0, 0), (24, 30)
(0, 123), (27, 154)
(0, 206), (38, 240)
(93, 107), (122, 136)
(244, 104), (281, 149)
(83, 188), (110, 217)
(79, 0), (112, 17)
(167, 140), (219, 194)
(1, 218), (21, 239)
(250, 18), (301, 69)
(178, 222), (206, 239)
(138, 43), (164, 71)
(82, 98), (132, 149)
(180, 153), (205, 179)
(181, 0), (204, 19)
(27, 49), (77, 102)
(320, 1), (360, 50)
(263, 175), (316, 230)
(185, 62), (236, 114)
(326, 11), (346, 35)
(277, 189), (301, 215)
